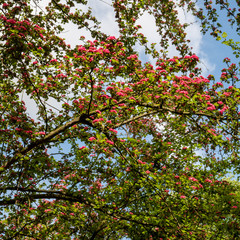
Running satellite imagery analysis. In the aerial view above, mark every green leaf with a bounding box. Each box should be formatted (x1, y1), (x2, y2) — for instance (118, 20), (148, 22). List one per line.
(222, 32), (228, 38)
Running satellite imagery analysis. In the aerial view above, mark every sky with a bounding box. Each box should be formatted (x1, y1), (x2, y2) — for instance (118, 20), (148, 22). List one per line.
(2, 1), (238, 237)
(33, 0), (238, 80)
(26, 0), (240, 124)
(24, 0), (238, 119)
(59, 0), (213, 71)
(54, 0), (240, 177)
(16, 1), (236, 168)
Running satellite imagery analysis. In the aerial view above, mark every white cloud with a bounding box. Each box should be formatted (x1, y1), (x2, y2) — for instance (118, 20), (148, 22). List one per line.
(177, 7), (202, 54)
(60, 0), (119, 47)
(177, 6), (215, 75)
(58, 0), (214, 76)
(88, 0), (119, 36)
(23, 0), (215, 120)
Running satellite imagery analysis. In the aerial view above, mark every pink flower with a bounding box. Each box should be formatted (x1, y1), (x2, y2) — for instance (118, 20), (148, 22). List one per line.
(221, 72), (227, 78)
(224, 57), (230, 62)
(206, 102), (216, 111)
(219, 106), (228, 115)
(64, 174), (71, 180)
(106, 140), (114, 145)
(232, 206), (237, 209)
(189, 177), (198, 182)
(191, 55), (199, 61)
(7, 19), (16, 24)
(88, 137), (96, 141)
(129, 97), (136, 100)
(138, 160), (146, 164)
(79, 146), (86, 150)
(50, 59), (58, 63)
(127, 54), (138, 60)
(92, 118), (104, 123)
(207, 106), (216, 111)
(109, 128), (117, 134)
(103, 49), (110, 53)
(145, 170), (151, 174)
(205, 178), (212, 183)
(169, 58), (177, 63)
(180, 195), (186, 199)
(223, 92), (231, 97)
(78, 46), (86, 51)
(107, 36), (116, 40)
(116, 92), (125, 96)
(33, 61), (38, 65)
(36, 131), (45, 135)
(106, 86), (114, 91)
(110, 109), (117, 113)
(216, 82), (223, 86)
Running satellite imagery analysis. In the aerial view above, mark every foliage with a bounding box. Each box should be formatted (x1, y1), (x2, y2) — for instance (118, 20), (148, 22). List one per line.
(0, 0), (240, 239)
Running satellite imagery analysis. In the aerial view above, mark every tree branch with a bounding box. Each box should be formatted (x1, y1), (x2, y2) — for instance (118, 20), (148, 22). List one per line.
(0, 192), (85, 206)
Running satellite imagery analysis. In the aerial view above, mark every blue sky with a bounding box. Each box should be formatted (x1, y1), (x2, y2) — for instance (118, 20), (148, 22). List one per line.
(56, 0), (237, 79)
(22, 0), (239, 141)
(22, 0), (240, 139)
(196, 1), (240, 80)
(30, 0), (240, 83)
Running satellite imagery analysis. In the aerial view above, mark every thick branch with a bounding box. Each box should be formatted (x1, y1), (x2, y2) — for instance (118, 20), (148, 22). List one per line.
(0, 99), (127, 173)
(0, 192), (85, 206)
(0, 113), (90, 174)
(2, 98), (235, 174)
(138, 102), (236, 120)
(113, 110), (159, 128)
(0, 187), (62, 193)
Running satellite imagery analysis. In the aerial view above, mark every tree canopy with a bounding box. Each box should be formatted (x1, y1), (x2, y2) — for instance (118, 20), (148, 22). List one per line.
(1, 0), (240, 239)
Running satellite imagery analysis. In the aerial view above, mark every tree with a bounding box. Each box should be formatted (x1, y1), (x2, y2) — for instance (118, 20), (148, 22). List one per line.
(0, 0), (240, 239)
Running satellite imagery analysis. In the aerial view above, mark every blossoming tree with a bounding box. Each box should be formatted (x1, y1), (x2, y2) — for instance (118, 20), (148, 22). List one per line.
(0, 0), (240, 239)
